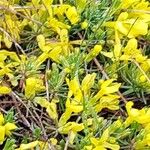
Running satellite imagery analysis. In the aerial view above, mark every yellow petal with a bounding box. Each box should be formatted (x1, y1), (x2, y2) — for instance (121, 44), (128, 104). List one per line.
(35, 53), (49, 67)
(66, 7), (79, 24)
(81, 73), (96, 94)
(34, 97), (50, 108)
(124, 38), (137, 51)
(117, 12), (128, 21)
(69, 131), (76, 144)
(0, 86), (11, 94)
(103, 83), (121, 95)
(42, 0), (53, 17)
(76, 0), (87, 13)
(66, 77), (83, 102)
(114, 43), (122, 59)
(3, 36), (12, 48)
(120, 20), (148, 38)
(126, 101), (134, 116)
(105, 142), (120, 150)
(37, 34), (45, 50)
(5, 122), (17, 136)
(50, 138), (57, 145)
(0, 113), (4, 125)
(101, 79), (114, 89)
(90, 137), (99, 146)
(25, 77), (45, 99)
(101, 51), (113, 59)
(93, 146), (106, 150)
(16, 141), (39, 150)
(49, 46), (62, 63)
(68, 104), (83, 113)
(0, 126), (5, 144)
(116, 21), (128, 35)
(121, 0), (140, 9)
(0, 50), (20, 62)
(85, 45), (102, 62)
(84, 145), (93, 150)
(46, 102), (58, 120)
(81, 21), (88, 29)
(58, 108), (72, 127)
(37, 35), (51, 52)
(60, 29), (69, 43)
(99, 129), (109, 143)
(95, 95), (119, 112)
(34, 97), (58, 120)
(58, 122), (84, 134)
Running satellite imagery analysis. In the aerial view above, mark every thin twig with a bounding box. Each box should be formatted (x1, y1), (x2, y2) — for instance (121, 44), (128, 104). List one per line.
(45, 59), (50, 101)
(11, 93), (31, 128)
(1, 5), (43, 26)
(0, 26), (25, 55)
(64, 136), (69, 150)
(126, 9), (150, 14)
(33, 110), (48, 140)
(133, 60), (150, 83)
(11, 92), (41, 127)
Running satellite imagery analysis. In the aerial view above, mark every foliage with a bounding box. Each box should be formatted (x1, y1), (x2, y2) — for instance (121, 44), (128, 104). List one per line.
(0, 0), (150, 149)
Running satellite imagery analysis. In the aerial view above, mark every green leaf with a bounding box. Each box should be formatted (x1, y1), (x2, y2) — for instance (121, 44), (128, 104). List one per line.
(3, 138), (16, 150)
(4, 109), (14, 123)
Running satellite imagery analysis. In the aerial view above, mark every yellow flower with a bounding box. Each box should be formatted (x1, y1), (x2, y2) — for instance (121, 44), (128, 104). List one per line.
(5, 122), (17, 136)
(139, 75), (146, 83)
(85, 45), (102, 62)
(36, 34), (52, 53)
(125, 101), (150, 127)
(36, 29), (71, 65)
(92, 79), (121, 103)
(128, 0), (150, 22)
(59, 119), (92, 144)
(25, 77), (45, 99)
(89, 129), (120, 150)
(59, 99), (83, 126)
(59, 74), (96, 126)
(2, 15), (21, 48)
(91, 79), (121, 112)
(47, 18), (70, 33)
(81, 21), (88, 29)
(81, 73), (96, 95)
(134, 124), (150, 149)
(0, 126), (5, 144)
(58, 108), (73, 127)
(0, 114), (4, 125)
(76, 0), (87, 13)
(0, 113), (17, 144)
(53, 4), (70, 17)
(95, 95), (120, 112)
(104, 12), (148, 38)
(66, 77), (83, 103)
(16, 139), (57, 150)
(58, 122), (84, 144)
(15, 141), (39, 150)
(48, 46), (62, 63)
(0, 50), (20, 63)
(49, 138), (57, 145)
(101, 38), (147, 62)
(58, 121), (84, 134)
(120, 0), (139, 9)
(34, 97), (58, 120)
(66, 7), (80, 24)
(0, 86), (11, 94)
